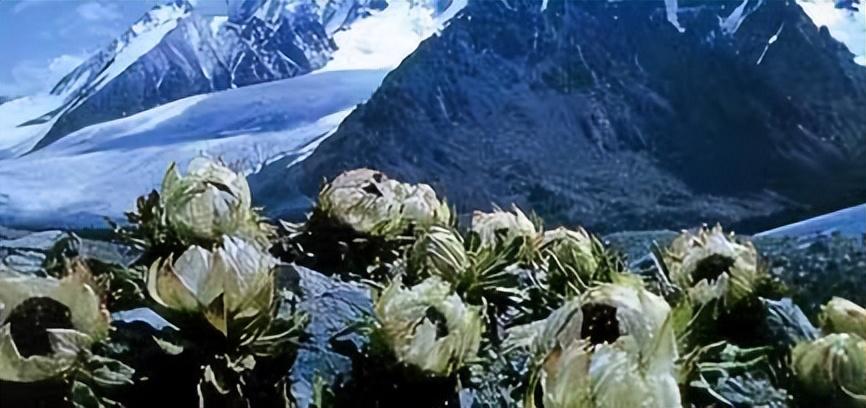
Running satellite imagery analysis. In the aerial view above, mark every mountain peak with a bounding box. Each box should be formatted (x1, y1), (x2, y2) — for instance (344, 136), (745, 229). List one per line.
(227, 0), (288, 24)
(50, 0), (192, 98)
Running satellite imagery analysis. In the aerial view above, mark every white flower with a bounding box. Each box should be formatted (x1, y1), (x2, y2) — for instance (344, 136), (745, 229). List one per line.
(510, 283), (681, 408)
(374, 276), (483, 376)
(471, 206), (538, 249)
(0, 275), (109, 382)
(664, 225), (759, 304)
(161, 158), (269, 246)
(318, 169), (450, 237)
(147, 236), (276, 339)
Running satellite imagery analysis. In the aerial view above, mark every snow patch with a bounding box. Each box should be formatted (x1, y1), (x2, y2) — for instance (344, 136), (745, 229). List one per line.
(757, 23), (785, 65)
(319, 0), (467, 72)
(798, 0), (866, 66)
(664, 0), (685, 33)
(717, 0), (767, 36)
(0, 94), (65, 158)
(209, 15), (228, 35)
(757, 204), (866, 237)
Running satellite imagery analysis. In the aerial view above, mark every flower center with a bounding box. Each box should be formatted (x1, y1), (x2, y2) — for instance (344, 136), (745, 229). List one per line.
(692, 254), (736, 284)
(423, 307), (449, 338)
(7, 297), (74, 357)
(362, 182), (383, 197)
(580, 304), (620, 345)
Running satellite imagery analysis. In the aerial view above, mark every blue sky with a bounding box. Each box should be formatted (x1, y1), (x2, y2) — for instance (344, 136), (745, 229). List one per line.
(0, 0), (227, 96)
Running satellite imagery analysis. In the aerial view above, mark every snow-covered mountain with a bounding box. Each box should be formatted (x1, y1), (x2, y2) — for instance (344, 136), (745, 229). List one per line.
(0, 0), (194, 159)
(0, 69), (388, 227)
(0, 0), (862, 231)
(0, 0), (466, 228)
(251, 0), (866, 234)
(0, 0), (463, 158)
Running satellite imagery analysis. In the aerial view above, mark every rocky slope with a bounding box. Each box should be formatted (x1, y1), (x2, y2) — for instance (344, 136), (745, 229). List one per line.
(252, 0), (866, 234)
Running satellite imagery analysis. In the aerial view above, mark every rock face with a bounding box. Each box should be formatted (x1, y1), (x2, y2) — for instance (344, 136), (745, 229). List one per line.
(252, 0), (866, 234)
(0, 230), (139, 275)
(277, 265), (372, 408)
(27, 0), (383, 151)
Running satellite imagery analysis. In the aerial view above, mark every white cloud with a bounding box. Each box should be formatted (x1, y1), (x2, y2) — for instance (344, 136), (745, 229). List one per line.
(0, 54), (85, 96)
(76, 1), (122, 22)
(10, 0), (50, 14)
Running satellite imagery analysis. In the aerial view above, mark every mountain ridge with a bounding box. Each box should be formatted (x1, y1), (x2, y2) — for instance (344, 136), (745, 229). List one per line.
(251, 0), (866, 234)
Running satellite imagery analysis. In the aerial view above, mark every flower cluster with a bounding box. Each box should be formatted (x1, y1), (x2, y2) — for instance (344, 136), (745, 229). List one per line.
(791, 297), (866, 407)
(2, 163), (861, 408)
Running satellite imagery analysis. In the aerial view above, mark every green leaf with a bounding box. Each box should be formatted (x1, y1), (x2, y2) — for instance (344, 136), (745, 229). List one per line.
(85, 355), (135, 387)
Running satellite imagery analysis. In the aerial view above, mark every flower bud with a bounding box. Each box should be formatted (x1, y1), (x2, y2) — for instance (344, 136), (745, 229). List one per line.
(820, 297), (866, 340)
(318, 169), (450, 237)
(161, 158), (270, 246)
(792, 333), (866, 405)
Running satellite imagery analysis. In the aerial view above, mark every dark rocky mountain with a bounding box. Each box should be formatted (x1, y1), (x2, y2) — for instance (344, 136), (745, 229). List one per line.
(251, 0), (866, 234)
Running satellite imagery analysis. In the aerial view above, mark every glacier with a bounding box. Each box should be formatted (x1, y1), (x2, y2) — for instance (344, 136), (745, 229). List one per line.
(0, 0), (467, 229)
(0, 70), (387, 228)
(757, 204), (866, 237)
(0, 94), (66, 159)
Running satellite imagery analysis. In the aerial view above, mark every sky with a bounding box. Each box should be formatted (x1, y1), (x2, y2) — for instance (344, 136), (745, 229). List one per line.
(0, 0), (227, 96)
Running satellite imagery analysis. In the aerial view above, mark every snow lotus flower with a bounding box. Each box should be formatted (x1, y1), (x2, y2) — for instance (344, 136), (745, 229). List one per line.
(820, 297), (866, 340)
(792, 333), (866, 406)
(146, 236), (276, 341)
(410, 226), (470, 284)
(663, 225), (760, 305)
(541, 227), (601, 292)
(409, 225), (533, 305)
(374, 276), (483, 376)
(513, 283), (681, 408)
(542, 227), (598, 275)
(471, 206), (539, 249)
(161, 158), (271, 247)
(0, 275), (109, 382)
(318, 169), (451, 237)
